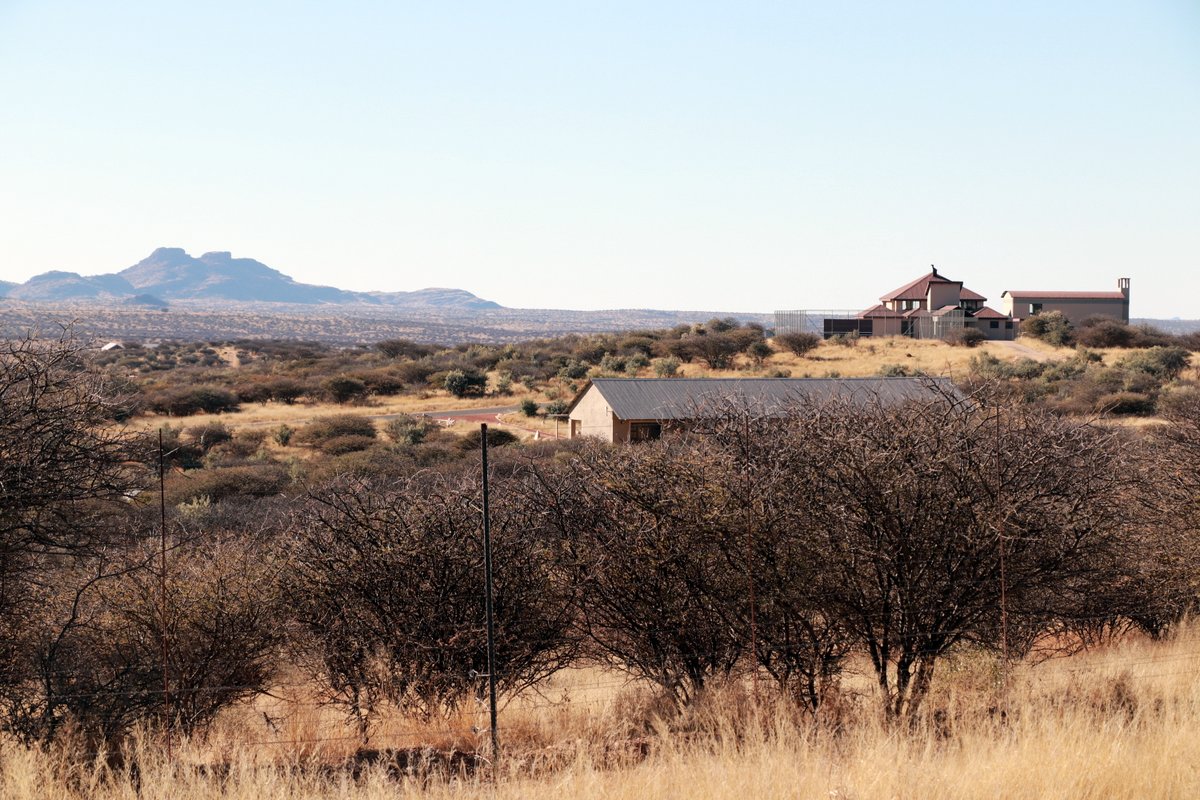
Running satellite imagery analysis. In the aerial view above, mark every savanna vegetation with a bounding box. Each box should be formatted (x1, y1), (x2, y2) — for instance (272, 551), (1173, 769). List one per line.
(5, 324), (1200, 797)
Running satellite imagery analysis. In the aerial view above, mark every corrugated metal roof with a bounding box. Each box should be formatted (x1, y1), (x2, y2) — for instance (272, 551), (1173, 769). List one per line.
(574, 377), (959, 421)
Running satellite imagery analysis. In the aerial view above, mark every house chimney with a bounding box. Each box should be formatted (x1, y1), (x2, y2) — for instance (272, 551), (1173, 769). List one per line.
(930, 265), (938, 276)
(1118, 278), (1130, 325)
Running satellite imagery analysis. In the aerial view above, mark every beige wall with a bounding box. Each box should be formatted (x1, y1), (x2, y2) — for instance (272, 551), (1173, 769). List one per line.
(870, 318), (905, 337)
(568, 385), (619, 443)
(927, 283), (961, 310)
(1001, 296), (1129, 325)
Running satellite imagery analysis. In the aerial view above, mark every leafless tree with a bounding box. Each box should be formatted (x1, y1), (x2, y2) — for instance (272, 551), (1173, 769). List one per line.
(783, 391), (1141, 721)
(288, 471), (578, 729)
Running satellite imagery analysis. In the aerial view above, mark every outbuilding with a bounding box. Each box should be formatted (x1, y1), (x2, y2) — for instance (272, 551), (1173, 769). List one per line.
(565, 377), (958, 443)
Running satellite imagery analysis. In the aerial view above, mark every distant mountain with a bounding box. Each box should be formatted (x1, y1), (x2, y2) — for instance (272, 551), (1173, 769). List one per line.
(6, 271), (134, 301)
(119, 248), (360, 304)
(0, 248), (502, 310)
(0, 280), (15, 297)
(122, 293), (169, 309)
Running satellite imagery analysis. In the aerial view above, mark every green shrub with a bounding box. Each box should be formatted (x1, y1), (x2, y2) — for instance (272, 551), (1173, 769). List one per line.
(149, 386), (241, 416)
(831, 332), (860, 348)
(443, 369), (487, 398)
(544, 399), (569, 416)
(878, 364), (914, 377)
(326, 376), (369, 404)
(318, 435), (378, 455)
(653, 356), (681, 377)
(384, 414), (432, 445)
(185, 422), (233, 451)
(557, 360), (589, 380)
(297, 415), (377, 445)
(944, 327), (986, 348)
(1117, 346), (1190, 381)
(520, 398), (539, 417)
(164, 465), (290, 505)
(775, 332), (822, 357)
(1022, 311), (1073, 346)
(495, 373), (514, 395)
(624, 353), (650, 375)
(273, 424), (294, 446)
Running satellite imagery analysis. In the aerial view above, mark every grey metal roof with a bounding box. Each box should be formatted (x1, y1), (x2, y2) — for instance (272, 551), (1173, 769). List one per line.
(573, 377), (959, 421)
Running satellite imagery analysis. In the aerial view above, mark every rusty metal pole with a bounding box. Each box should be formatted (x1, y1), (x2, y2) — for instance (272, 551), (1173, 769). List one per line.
(480, 424), (499, 765)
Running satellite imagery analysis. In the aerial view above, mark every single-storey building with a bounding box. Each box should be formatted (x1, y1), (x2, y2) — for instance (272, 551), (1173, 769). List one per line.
(566, 377), (957, 443)
(1000, 278), (1130, 326)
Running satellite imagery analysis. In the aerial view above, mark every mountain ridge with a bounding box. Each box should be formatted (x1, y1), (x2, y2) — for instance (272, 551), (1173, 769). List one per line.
(1, 247), (502, 310)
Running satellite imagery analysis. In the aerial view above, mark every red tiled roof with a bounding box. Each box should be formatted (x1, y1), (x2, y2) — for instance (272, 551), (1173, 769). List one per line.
(971, 306), (1008, 319)
(1002, 290), (1126, 300)
(881, 270), (953, 301)
(858, 303), (905, 319)
(881, 269), (986, 302)
(903, 308), (931, 318)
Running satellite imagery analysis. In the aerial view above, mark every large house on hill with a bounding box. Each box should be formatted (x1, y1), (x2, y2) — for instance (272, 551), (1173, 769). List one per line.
(787, 267), (1133, 341)
(566, 377), (956, 443)
(851, 266), (1015, 340)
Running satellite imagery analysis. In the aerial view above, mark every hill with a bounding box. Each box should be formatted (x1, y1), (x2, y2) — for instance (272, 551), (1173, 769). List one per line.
(0, 247), (502, 310)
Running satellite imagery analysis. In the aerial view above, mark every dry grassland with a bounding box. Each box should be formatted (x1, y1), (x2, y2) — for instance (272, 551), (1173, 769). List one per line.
(5, 627), (1200, 799)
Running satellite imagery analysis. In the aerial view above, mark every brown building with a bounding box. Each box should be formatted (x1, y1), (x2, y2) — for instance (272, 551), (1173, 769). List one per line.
(1000, 278), (1130, 325)
(566, 377), (957, 443)
(846, 267), (1015, 340)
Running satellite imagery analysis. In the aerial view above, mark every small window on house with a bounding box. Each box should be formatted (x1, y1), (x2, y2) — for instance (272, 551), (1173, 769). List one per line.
(990, 320), (999, 329)
(1005, 321), (1013, 329)
(1030, 303), (1043, 314)
(630, 422), (662, 442)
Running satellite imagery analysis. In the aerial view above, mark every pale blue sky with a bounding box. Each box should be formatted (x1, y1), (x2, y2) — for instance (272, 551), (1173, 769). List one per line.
(1, 1), (1197, 314)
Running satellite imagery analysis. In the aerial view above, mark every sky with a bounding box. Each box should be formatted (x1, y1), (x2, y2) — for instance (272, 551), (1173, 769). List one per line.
(0, 1), (1197, 315)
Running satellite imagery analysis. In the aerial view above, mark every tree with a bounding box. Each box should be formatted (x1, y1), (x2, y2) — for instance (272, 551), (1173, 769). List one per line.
(782, 391), (1140, 721)
(325, 376), (368, 404)
(289, 472), (578, 727)
(537, 442), (744, 704)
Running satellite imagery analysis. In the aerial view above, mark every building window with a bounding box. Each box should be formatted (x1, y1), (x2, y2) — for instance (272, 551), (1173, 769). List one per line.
(990, 320), (999, 329)
(1005, 321), (1013, 329)
(1030, 303), (1043, 314)
(630, 422), (662, 442)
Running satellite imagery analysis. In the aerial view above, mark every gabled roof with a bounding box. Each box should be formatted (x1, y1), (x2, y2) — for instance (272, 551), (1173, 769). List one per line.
(931, 305), (964, 317)
(881, 268), (987, 302)
(859, 303), (905, 319)
(1002, 290), (1126, 300)
(971, 306), (1008, 319)
(568, 377), (960, 421)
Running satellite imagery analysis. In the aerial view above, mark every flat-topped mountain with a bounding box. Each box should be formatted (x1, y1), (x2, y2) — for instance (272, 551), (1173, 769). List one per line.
(1, 247), (502, 310)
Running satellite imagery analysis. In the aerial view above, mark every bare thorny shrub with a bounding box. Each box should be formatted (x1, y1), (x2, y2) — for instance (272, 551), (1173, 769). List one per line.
(531, 388), (1181, 724)
(0, 333), (286, 751)
(287, 471), (580, 733)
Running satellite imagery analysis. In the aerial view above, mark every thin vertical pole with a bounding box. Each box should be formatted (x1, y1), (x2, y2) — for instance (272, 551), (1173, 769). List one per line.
(744, 418), (758, 703)
(995, 408), (1009, 706)
(479, 424), (499, 764)
(158, 429), (172, 762)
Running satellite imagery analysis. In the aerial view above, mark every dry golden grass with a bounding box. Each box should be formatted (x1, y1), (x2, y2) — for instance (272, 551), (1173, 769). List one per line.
(666, 335), (1065, 381)
(5, 628), (1200, 798)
